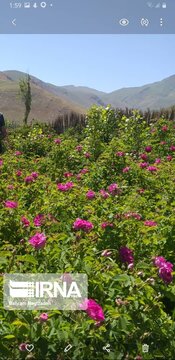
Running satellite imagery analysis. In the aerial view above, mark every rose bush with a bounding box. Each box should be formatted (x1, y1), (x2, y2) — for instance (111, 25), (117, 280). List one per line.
(1, 109), (175, 359)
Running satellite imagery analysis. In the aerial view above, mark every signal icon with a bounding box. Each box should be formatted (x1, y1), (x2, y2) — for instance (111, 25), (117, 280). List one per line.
(141, 18), (149, 27)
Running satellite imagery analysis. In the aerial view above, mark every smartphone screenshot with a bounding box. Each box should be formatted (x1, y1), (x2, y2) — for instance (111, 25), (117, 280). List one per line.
(0, 1), (175, 359)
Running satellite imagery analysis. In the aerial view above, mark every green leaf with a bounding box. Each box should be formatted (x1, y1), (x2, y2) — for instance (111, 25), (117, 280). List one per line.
(3, 334), (15, 339)
(12, 320), (29, 328)
(0, 257), (8, 265)
(16, 255), (38, 265)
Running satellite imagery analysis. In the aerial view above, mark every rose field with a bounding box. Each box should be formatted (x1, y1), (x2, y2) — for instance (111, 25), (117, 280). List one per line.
(1, 106), (175, 359)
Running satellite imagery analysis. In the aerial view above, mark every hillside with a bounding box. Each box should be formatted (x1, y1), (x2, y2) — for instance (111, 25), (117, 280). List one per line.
(3, 70), (107, 110)
(1, 70), (175, 123)
(0, 71), (85, 123)
(105, 75), (175, 110)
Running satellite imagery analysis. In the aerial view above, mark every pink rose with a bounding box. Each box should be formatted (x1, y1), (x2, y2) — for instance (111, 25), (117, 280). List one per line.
(145, 146), (152, 153)
(39, 313), (48, 322)
(19, 343), (27, 351)
(7, 185), (14, 190)
(57, 181), (74, 192)
(86, 190), (95, 199)
(61, 273), (73, 284)
(101, 222), (113, 229)
(85, 152), (91, 158)
(80, 168), (89, 174)
(80, 299), (105, 322)
(140, 153), (148, 161)
(116, 151), (125, 157)
(137, 188), (145, 194)
(16, 170), (22, 176)
(147, 166), (158, 172)
(144, 220), (157, 227)
(54, 138), (61, 144)
(76, 145), (83, 152)
(73, 218), (93, 232)
(153, 256), (166, 268)
(4, 200), (18, 208)
(34, 214), (44, 227)
(15, 151), (22, 156)
(170, 145), (175, 151)
(108, 183), (120, 195)
(25, 175), (34, 184)
(119, 246), (134, 265)
(154, 158), (161, 164)
(29, 232), (46, 249)
(162, 125), (168, 131)
(21, 216), (30, 228)
(139, 162), (149, 168)
(99, 189), (109, 199)
(122, 166), (130, 173)
(64, 172), (73, 178)
(153, 256), (173, 284)
(31, 172), (39, 179)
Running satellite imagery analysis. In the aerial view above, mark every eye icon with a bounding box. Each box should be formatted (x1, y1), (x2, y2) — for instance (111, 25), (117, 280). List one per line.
(119, 18), (129, 26)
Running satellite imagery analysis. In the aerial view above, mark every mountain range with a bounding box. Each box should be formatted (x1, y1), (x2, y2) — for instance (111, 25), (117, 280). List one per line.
(0, 70), (175, 123)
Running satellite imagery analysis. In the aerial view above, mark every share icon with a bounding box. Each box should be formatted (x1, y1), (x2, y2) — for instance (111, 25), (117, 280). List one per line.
(102, 344), (110, 353)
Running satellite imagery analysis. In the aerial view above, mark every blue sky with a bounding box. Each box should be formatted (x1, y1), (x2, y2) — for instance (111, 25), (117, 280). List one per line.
(0, 35), (174, 92)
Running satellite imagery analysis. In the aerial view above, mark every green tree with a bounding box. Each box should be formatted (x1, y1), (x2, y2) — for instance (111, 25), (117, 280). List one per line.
(19, 74), (32, 125)
(85, 105), (118, 160)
